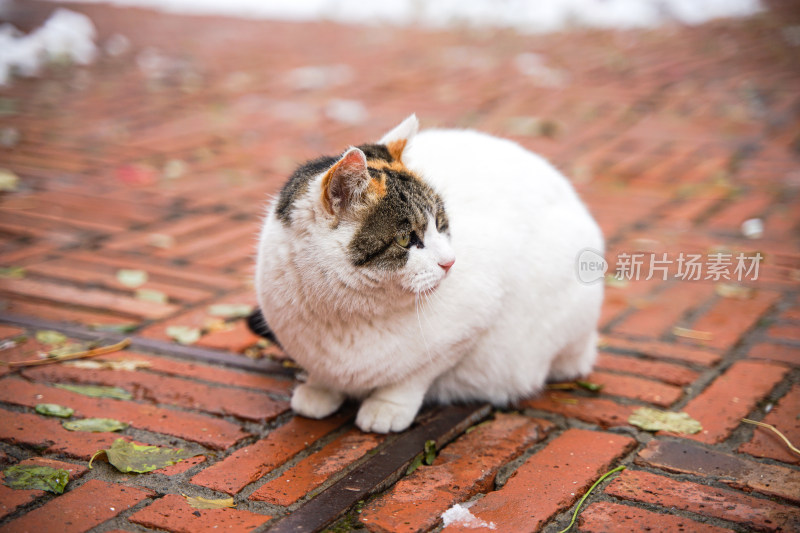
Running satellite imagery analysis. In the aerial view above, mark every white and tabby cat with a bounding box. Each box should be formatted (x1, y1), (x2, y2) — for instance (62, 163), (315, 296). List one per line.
(254, 115), (603, 433)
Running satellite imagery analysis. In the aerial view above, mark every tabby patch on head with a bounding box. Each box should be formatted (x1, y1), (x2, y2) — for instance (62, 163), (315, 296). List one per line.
(276, 133), (455, 293)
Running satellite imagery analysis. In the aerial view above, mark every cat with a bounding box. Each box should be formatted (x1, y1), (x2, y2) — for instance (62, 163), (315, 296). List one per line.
(254, 114), (604, 433)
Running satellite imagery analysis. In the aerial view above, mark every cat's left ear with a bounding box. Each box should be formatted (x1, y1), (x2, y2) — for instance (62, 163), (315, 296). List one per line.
(321, 147), (373, 217)
(378, 114), (419, 162)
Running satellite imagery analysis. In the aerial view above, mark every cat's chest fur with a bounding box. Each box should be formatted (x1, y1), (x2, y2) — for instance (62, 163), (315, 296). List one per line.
(255, 115), (603, 433)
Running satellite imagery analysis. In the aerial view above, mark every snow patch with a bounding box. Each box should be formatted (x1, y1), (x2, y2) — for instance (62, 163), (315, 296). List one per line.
(46, 0), (763, 32)
(441, 503), (496, 530)
(0, 8), (97, 85)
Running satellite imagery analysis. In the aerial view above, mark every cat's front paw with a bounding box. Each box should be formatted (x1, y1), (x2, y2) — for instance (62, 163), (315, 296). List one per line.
(291, 383), (344, 419)
(356, 397), (417, 433)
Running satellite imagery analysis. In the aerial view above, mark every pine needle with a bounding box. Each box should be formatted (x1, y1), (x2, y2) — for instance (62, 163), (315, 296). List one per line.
(741, 418), (800, 456)
(558, 465), (626, 533)
(2, 338), (131, 368)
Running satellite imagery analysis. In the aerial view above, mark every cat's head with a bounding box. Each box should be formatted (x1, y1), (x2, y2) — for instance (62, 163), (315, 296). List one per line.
(282, 115), (455, 295)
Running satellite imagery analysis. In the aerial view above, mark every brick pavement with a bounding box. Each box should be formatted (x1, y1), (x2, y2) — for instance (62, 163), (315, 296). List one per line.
(0, 1), (798, 531)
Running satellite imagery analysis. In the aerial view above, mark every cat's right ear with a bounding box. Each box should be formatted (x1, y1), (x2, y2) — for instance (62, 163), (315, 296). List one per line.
(321, 147), (373, 217)
(378, 114), (419, 162)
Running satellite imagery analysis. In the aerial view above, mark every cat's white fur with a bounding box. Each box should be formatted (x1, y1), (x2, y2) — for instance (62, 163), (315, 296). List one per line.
(255, 115), (603, 433)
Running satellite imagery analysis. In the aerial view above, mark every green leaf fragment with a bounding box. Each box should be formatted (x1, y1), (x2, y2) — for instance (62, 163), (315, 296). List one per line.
(116, 269), (149, 288)
(628, 407), (702, 434)
(90, 323), (139, 333)
(405, 453), (424, 476)
(35, 330), (67, 346)
(54, 383), (133, 400)
(35, 403), (74, 418)
(423, 439), (437, 466)
(166, 325), (201, 345)
(3, 465), (69, 494)
(62, 418), (128, 432)
(576, 380), (604, 392)
(90, 439), (196, 473)
(48, 342), (90, 358)
(0, 266), (25, 279)
(207, 303), (253, 319)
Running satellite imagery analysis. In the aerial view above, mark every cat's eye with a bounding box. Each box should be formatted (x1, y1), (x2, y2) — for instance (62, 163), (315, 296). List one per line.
(395, 233), (411, 248)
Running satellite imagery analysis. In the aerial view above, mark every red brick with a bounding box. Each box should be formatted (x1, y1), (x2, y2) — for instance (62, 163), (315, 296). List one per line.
(585, 371), (683, 407)
(360, 414), (551, 533)
(638, 438), (800, 503)
(682, 290), (780, 350)
(129, 493), (271, 533)
(4, 479), (153, 533)
(0, 377), (250, 450)
(195, 320), (262, 353)
(0, 473), (43, 521)
(0, 457), (82, 521)
(25, 257), (215, 304)
(601, 335), (721, 366)
(579, 501), (733, 533)
(767, 323), (800, 342)
(521, 391), (636, 428)
(154, 455), (207, 476)
(613, 281), (715, 339)
(596, 352), (699, 386)
(191, 415), (348, 495)
(747, 342), (800, 366)
(0, 277), (180, 320)
(0, 408), (120, 459)
(0, 325), (25, 338)
(22, 365), (289, 423)
(252, 428), (383, 506)
(680, 360), (789, 444)
(444, 429), (635, 532)
(0, 296), (138, 329)
(605, 469), (800, 532)
(705, 190), (773, 232)
(65, 250), (242, 290)
(739, 384), (800, 465)
(95, 351), (292, 395)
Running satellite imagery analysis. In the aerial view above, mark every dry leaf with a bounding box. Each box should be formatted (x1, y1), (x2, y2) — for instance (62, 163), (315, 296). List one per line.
(672, 327), (713, 341)
(117, 269), (148, 288)
(184, 495), (235, 509)
(628, 407), (702, 434)
(90, 439), (196, 473)
(136, 288), (168, 304)
(166, 326), (201, 345)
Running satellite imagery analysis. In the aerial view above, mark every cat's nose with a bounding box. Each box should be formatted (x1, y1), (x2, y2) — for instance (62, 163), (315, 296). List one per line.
(439, 259), (455, 273)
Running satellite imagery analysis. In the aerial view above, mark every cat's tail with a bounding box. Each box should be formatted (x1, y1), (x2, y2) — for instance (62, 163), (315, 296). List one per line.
(246, 308), (281, 347)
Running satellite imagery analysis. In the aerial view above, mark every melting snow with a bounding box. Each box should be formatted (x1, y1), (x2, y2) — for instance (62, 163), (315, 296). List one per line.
(441, 503), (496, 530)
(0, 8), (97, 85)
(43, 0), (762, 32)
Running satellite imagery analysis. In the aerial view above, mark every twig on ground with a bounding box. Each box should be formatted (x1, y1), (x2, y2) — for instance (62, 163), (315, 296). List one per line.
(741, 418), (800, 456)
(1, 338), (131, 368)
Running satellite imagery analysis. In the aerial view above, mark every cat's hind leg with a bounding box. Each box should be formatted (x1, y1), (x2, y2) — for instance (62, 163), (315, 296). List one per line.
(291, 382), (345, 419)
(547, 331), (598, 383)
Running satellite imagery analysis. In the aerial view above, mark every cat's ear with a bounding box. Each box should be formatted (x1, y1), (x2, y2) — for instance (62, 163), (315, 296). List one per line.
(321, 147), (373, 216)
(378, 114), (419, 162)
